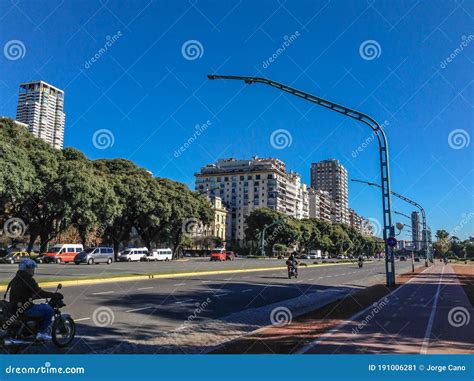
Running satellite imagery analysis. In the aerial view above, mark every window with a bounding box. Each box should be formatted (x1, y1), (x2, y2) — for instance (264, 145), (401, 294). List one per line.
(256, 175), (260, 180)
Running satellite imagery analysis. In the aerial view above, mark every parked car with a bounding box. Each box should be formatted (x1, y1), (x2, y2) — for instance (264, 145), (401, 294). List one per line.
(399, 256), (407, 261)
(74, 247), (114, 265)
(414, 257), (420, 262)
(299, 254), (309, 260)
(0, 251), (30, 264)
(142, 248), (172, 262)
(119, 248), (148, 262)
(336, 255), (346, 259)
(43, 244), (84, 264)
(210, 249), (234, 261)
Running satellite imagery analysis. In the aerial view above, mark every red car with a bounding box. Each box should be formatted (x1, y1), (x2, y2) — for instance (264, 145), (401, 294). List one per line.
(210, 249), (235, 261)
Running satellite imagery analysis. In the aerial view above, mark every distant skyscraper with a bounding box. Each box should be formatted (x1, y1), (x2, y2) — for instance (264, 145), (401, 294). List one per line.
(411, 211), (422, 251)
(310, 159), (349, 224)
(16, 81), (65, 149)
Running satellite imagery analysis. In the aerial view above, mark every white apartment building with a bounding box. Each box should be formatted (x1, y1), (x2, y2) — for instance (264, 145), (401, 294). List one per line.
(311, 159), (349, 225)
(308, 188), (332, 223)
(195, 157), (309, 242)
(16, 81), (65, 149)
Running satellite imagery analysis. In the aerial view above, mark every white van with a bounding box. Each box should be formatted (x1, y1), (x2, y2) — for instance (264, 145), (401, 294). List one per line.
(119, 247), (148, 262)
(143, 248), (172, 262)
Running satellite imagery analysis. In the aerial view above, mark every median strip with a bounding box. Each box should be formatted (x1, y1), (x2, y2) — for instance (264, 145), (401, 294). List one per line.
(0, 260), (368, 291)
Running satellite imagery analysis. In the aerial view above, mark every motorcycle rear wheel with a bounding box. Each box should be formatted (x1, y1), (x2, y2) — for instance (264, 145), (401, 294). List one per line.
(52, 317), (76, 348)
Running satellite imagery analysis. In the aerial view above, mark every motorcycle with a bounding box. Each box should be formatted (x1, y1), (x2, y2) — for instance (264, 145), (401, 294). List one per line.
(1, 284), (76, 348)
(287, 263), (298, 279)
(358, 260), (363, 268)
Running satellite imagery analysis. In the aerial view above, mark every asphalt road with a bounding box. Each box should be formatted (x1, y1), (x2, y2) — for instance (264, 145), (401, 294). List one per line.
(1, 257), (349, 281)
(3, 259), (416, 354)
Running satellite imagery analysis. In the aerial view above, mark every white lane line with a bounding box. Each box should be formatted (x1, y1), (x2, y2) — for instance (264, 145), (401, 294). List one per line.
(173, 283), (186, 286)
(242, 289), (253, 292)
(420, 265), (445, 354)
(126, 306), (153, 313)
(92, 291), (114, 295)
(75, 317), (91, 322)
(215, 293), (230, 297)
(137, 287), (154, 290)
(223, 278), (232, 281)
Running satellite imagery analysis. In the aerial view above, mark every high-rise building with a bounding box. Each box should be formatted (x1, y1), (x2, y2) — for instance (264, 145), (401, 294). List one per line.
(195, 157), (309, 242)
(310, 159), (349, 224)
(411, 211), (422, 251)
(308, 188), (332, 223)
(16, 81), (65, 149)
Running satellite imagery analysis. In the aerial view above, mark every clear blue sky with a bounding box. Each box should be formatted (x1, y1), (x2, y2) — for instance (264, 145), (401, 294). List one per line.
(1, 0), (473, 240)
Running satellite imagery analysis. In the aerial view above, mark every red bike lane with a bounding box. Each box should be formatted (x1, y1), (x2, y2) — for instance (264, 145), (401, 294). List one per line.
(300, 264), (473, 354)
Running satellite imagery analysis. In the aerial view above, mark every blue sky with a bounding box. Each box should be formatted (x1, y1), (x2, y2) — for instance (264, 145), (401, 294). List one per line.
(1, 0), (473, 240)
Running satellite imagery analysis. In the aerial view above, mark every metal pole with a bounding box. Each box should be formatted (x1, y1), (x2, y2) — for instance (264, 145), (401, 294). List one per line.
(208, 74), (396, 287)
(352, 179), (430, 266)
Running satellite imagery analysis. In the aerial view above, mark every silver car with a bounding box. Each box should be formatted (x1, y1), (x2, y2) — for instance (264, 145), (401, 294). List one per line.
(74, 247), (114, 265)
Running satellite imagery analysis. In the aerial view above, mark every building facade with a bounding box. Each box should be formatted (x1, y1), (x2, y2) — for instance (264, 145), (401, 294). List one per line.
(16, 81), (65, 149)
(195, 157), (309, 242)
(310, 159), (349, 225)
(308, 188), (332, 222)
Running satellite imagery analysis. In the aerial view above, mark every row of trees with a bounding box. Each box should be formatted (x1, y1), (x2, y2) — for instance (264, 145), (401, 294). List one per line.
(0, 118), (213, 258)
(244, 208), (385, 257)
(433, 229), (474, 259)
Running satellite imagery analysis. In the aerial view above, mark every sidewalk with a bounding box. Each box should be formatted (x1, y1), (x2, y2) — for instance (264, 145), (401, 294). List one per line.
(300, 263), (473, 354)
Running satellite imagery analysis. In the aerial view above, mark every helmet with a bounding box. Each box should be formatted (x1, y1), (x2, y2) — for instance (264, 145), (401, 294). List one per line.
(19, 258), (37, 271)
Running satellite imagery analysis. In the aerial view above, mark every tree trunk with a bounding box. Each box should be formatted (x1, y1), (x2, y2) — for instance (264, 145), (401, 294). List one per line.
(39, 231), (49, 253)
(27, 233), (37, 253)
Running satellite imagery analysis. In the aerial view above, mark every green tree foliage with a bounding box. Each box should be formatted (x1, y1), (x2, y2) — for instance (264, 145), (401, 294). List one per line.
(0, 117), (213, 257)
(244, 208), (384, 257)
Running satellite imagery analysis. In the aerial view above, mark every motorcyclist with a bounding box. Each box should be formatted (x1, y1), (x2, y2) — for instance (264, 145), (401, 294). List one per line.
(358, 255), (364, 267)
(7, 258), (63, 341)
(286, 254), (298, 276)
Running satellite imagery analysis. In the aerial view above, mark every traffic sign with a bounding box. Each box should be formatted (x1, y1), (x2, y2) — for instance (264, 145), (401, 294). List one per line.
(386, 236), (397, 247)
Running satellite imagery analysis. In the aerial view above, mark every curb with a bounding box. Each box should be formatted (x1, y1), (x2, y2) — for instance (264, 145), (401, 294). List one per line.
(0, 261), (363, 291)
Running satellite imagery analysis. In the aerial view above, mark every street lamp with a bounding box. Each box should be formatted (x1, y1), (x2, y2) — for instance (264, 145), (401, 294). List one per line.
(208, 74), (396, 287)
(352, 178), (431, 266)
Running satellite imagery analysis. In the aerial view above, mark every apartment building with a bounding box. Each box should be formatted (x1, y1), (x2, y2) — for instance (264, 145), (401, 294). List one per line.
(16, 81), (65, 149)
(195, 157), (309, 242)
(310, 159), (349, 224)
(308, 188), (332, 223)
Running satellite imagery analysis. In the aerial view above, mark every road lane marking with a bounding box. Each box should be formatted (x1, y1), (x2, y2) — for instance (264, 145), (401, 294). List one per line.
(242, 289), (253, 292)
(175, 300), (194, 304)
(420, 265), (445, 354)
(92, 291), (114, 295)
(137, 287), (154, 290)
(126, 307), (153, 313)
(173, 283), (186, 286)
(75, 317), (91, 322)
